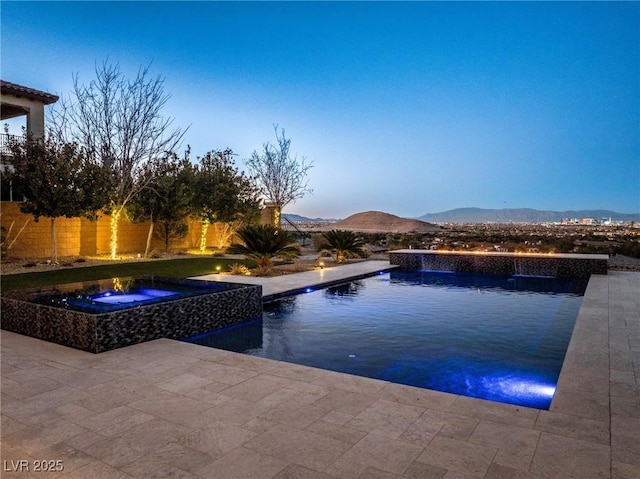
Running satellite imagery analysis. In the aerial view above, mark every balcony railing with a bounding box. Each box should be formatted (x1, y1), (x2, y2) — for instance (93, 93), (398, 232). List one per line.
(1, 133), (21, 157)
(0, 134), (21, 176)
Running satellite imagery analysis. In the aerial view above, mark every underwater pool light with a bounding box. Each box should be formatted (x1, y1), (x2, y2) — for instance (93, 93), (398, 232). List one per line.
(502, 379), (555, 397)
(483, 375), (556, 403)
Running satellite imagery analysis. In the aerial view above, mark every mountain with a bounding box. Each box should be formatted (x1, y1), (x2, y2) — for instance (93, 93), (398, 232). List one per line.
(282, 213), (339, 223)
(418, 208), (640, 223)
(319, 211), (442, 233)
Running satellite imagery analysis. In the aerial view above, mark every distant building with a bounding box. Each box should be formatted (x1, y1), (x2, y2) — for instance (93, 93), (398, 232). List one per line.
(580, 218), (597, 226)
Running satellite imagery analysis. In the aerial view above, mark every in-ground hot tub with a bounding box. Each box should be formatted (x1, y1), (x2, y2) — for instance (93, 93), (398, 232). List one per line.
(1, 277), (262, 353)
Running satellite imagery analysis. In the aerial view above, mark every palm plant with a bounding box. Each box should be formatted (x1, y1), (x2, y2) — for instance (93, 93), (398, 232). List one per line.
(322, 230), (366, 263)
(227, 224), (299, 275)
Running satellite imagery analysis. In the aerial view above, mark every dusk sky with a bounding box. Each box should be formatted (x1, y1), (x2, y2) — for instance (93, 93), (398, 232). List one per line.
(2, 1), (639, 219)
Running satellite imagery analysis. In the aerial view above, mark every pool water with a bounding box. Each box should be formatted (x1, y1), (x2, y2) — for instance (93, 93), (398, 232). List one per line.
(186, 271), (587, 409)
(91, 288), (178, 304)
(32, 277), (234, 313)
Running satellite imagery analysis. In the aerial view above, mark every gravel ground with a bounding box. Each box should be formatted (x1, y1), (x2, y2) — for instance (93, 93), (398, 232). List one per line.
(608, 254), (640, 272)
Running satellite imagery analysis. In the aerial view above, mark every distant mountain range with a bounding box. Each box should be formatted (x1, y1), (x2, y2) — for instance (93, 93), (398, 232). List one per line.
(284, 208), (640, 224)
(417, 208), (640, 223)
(282, 213), (338, 223)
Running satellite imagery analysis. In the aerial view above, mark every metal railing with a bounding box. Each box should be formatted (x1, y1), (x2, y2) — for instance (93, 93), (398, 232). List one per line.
(282, 216), (310, 246)
(0, 133), (21, 157)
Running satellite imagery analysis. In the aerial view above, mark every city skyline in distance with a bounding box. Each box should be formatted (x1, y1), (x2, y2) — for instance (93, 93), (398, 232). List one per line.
(284, 207), (640, 224)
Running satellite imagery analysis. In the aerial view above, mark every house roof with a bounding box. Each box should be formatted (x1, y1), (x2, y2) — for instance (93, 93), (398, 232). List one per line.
(1, 80), (59, 105)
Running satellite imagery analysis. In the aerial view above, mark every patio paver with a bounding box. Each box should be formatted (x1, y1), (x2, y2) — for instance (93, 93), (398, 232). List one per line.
(1, 266), (638, 478)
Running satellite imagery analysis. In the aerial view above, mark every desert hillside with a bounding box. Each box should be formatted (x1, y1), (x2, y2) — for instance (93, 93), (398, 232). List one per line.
(320, 211), (442, 233)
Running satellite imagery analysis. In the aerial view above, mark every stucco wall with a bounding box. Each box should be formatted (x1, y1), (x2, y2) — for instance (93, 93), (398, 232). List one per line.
(0, 94), (47, 138)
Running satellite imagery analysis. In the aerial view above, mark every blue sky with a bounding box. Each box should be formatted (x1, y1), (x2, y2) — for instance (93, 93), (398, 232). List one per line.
(2, 1), (639, 218)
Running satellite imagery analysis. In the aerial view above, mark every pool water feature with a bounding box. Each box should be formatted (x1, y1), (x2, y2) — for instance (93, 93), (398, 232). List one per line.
(185, 270), (588, 409)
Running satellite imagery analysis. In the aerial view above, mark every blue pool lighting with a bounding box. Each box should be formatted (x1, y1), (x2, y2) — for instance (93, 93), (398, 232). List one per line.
(32, 278), (237, 313)
(92, 288), (179, 304)
(480, 374), (557, 409)
(186, 270), (587, 409)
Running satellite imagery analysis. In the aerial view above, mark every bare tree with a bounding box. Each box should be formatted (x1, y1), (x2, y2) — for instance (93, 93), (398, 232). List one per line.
(245, 125), (313, 227)
(51, 61), (185, 258)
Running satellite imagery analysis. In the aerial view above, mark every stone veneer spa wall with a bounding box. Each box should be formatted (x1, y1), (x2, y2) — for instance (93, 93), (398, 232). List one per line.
(389, 250), (608, 278)
(1, 278), (262, 353)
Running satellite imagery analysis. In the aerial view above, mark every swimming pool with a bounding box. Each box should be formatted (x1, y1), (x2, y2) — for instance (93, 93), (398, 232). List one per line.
(185, 270), (587, 409)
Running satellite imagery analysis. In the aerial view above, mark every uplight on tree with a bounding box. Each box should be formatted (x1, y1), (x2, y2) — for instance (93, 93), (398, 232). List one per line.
(51, 61), (185, 259)
(191, 149), (260, 253)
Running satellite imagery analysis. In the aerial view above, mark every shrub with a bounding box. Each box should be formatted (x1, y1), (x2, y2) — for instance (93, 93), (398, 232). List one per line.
(229, 263), (251, 275)
(321, 230), (366, 263)
(227, 224), (299, 275)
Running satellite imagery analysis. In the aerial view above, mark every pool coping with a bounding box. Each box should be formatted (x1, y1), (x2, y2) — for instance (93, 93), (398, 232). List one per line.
(192, 260), (396, 301)
(1, 264), (638, 478)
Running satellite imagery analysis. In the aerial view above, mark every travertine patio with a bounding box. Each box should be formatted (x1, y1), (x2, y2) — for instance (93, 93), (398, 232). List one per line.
(1, 266), (638, 478)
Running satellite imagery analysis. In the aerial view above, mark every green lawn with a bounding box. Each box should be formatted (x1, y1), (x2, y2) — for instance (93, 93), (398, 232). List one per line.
(1, 257), (255, 292)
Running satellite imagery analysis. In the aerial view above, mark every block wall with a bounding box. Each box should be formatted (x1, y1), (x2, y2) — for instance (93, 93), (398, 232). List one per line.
(1, 202), (82, 258)
(1, 202), (238, 259)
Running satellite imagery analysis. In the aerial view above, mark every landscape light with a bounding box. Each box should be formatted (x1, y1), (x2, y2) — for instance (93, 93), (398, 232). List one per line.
(109, 212), (121, 260)
(112, 277), (124, 292)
